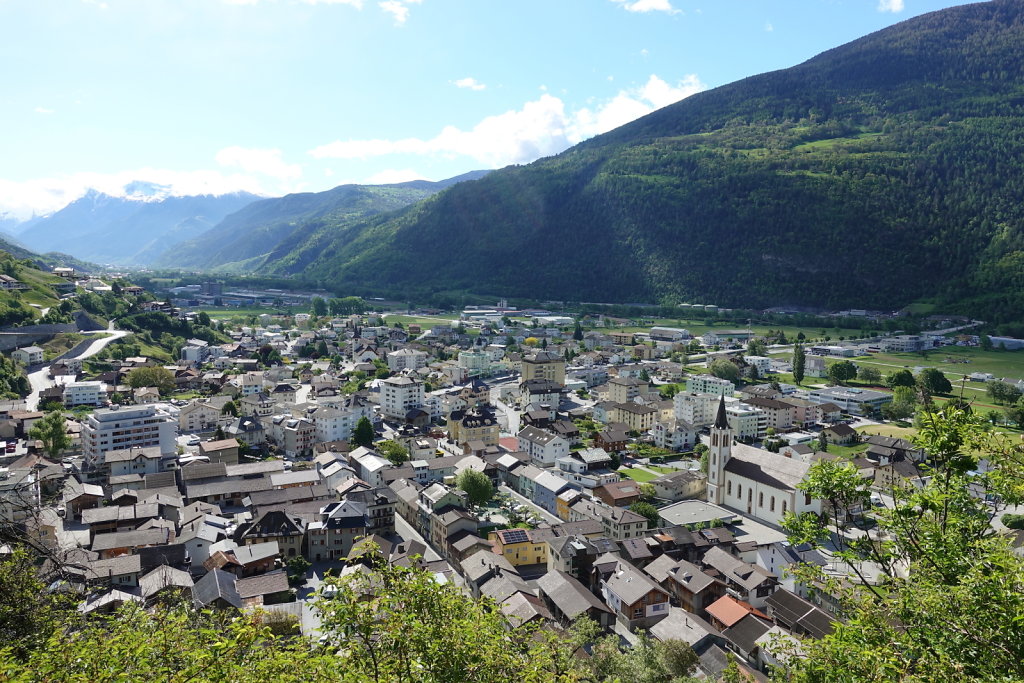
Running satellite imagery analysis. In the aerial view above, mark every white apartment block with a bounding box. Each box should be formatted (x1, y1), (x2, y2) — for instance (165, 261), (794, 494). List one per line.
(744, 356), (773, 376)
(387, 348), (428, 372)
(11, 346), (44, 365)
(82, 405), (177, 468)
(379, 376), (425, 420)
(725, 400), (767, 440)
(517, 426), (569, 466)
(310, 401), (371, 443)
(686, 374), (735, 396)
(673, 391), (719, 427)
(63, 381), (106, 407)
(457, 350), (491, 374)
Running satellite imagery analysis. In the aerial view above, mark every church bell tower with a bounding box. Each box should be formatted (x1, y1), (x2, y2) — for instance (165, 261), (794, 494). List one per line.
(706, 394), (732, 504)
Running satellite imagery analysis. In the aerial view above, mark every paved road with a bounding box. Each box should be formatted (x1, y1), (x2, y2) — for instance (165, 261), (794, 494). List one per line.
(25, 325), (129, 410)
(393, 512), (442, 561)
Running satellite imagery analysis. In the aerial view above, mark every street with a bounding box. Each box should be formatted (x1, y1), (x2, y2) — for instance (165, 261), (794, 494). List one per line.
(25, 327), (129, 410)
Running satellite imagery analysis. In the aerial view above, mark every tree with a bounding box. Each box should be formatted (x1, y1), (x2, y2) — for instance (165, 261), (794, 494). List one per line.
(885, 368), (916, 389)
(816, 429), (828, 452)
(827, 360), (857, 385)
(377, 440), (409, 466)
(792, 344), (806, 385)
(638, 483), (657, 501)
(125, 366), (176, 395)
(746, 339), (767, 357)
(1004, 397), (1024, 427)
(311, 296), (328, 317)
(523, 337), (539, 347)
(286, 555), (311, 586)
(196, 311), (212, 327)
(351, 417), (374, 447)
(917, 368), (952, 395)
(709, 358), (739, 383)
(782, 407), (1024, 681)
(572, 321), (583, 341)
(28, 410), (71, 459)
(315, 556), (586, 681)
(882, 385), (918, 421)
(221, 400), (239, 416)
(695, 443), (709, 474)
(857, 365), (882, 383)
(980, 333), (994, 350)
(629, 501), (661, 529)
(456, 468), (494, 506)
(986, 380), (1022, 405)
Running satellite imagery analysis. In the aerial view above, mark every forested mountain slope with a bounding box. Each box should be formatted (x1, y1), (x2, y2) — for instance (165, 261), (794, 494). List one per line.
(262, 0), (1024, 322)
(158, 171), (489, 272)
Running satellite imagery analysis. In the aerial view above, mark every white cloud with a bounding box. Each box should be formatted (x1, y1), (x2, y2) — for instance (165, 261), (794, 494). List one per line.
(309, 73), (706, 168)
(34, 106), (55, 115)
(363, 168), (428, 185)
(454, 77), (486, 91)
(379, 0), (420, 24)
(611, 0), (680, 15)
(877, 0), (904, 12)
(0, 168), (279, 220)
(765, 22), (774, 32)
(215, 146), (302, 180)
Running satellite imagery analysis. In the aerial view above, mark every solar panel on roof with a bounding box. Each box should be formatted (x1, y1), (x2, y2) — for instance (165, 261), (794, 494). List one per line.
(501, 529), (529, 544)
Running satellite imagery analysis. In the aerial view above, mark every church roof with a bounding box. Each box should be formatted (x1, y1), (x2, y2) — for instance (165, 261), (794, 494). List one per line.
(724, 443), (812, 491)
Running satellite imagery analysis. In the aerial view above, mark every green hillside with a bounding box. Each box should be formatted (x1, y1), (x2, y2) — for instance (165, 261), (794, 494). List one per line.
(158, 172), (489, 271)
(258, 0), (1024, 324)
(0, 251), (69, 326)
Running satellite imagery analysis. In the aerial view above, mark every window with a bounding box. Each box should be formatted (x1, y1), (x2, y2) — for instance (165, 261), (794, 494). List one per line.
(633, 607), (643, 619)
(770, 496), (775, 512)
(737, 484), (742, 498)
(805, 493), (812, 506)
(759, 492), (764, 508)
(727, 481), (732, 495)
(782, 500), (787, 514)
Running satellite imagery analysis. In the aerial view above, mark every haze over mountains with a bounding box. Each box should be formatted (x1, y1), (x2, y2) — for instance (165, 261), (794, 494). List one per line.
(7, 187), (260, 266)
(5, 1), (1024, 323)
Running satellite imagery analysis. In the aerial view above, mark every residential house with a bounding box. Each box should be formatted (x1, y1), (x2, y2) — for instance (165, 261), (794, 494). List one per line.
(597, 556), (671, 630)
(517, 426), (569, 467)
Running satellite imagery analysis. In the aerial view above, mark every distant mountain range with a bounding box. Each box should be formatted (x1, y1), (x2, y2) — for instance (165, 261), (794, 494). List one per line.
(8, 1), (1024, 325)
(202, 0), (1023, 323)
(10, 189), (261, 266)
(153, 170), (490, 272)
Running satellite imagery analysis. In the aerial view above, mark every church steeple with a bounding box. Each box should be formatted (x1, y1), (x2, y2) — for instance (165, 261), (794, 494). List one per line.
(713, 394), (729, 430)
(707, 394), (732, 505)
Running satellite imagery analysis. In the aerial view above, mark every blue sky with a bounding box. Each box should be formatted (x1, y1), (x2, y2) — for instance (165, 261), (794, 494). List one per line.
(0, 0), (976, 218)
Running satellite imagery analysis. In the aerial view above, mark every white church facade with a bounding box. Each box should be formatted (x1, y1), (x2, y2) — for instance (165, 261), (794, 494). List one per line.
(707, 396), (822, 527)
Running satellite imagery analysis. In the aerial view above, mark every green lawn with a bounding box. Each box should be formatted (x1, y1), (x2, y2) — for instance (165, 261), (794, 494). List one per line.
(615, 318), (869, 342)
(618, 468), (657, 483)
(823, 443), (870, 458)
(645, 464), (678, 474)
(197, 306), (293, 320)
(848, 347), (1024, 382)
(858, 424), (918, 440)
(382, 314), (460, 327)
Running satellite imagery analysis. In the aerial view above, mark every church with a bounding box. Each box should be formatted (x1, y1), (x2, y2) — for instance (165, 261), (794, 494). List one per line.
(706, 396), (822, 527)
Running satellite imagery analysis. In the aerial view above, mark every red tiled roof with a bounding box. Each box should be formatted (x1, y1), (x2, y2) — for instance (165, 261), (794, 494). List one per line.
(705, 595), (768, 628)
